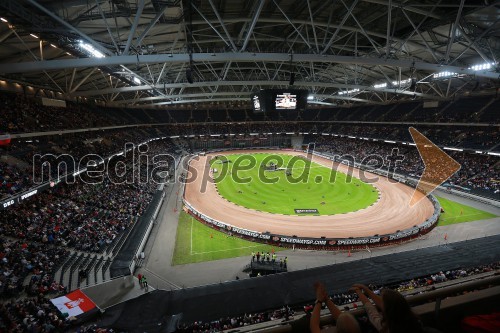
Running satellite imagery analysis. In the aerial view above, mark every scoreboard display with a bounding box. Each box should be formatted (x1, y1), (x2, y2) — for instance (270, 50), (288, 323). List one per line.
(251, 89), (308, 113)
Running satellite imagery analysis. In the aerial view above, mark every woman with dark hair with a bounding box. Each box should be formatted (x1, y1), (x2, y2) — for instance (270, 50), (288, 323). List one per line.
(350, 284), (441, 333)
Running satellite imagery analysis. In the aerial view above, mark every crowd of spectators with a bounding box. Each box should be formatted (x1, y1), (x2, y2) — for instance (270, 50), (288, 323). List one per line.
(176, 262), (499, 332)
(132, 123), (498, 151)
(0, 237), (67, 299)
(176, 306), (294, 332)
(0, 92), (126, 133)
(0, 139), (177, 332)
(314, 136), (499, 196)
(0, 192), (135, 253)
(1, 91), (498, 134)
(0, 89), (497, 201)
(0, 127), (173, 198)
(0, 161), (32, 199)
(0, 140), (174, 254)
(0, 124), (497, 202)
(75, 325), (117, 333)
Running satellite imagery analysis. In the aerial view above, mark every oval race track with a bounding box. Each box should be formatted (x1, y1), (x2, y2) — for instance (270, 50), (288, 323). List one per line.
(184, 150), (435, 239)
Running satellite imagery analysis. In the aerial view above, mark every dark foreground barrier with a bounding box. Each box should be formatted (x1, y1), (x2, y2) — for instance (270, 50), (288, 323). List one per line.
(90, 235), (500, 332)
(110, 189), (165, 278)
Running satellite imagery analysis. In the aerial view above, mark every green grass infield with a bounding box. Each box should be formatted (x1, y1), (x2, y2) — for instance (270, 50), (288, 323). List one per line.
(172, 212), (283, 265)
(437, 196), (497, 226)
(210, 153), (379, 215)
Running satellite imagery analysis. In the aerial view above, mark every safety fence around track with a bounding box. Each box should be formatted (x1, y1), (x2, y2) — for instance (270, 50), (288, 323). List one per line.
(182, 148), (442, 251)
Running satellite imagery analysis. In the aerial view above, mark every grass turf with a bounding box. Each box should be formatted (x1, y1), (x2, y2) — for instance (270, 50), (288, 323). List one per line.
(172, 212), (282, 265)
(437, 196), (497, 226)
(211, 153), (378, 215)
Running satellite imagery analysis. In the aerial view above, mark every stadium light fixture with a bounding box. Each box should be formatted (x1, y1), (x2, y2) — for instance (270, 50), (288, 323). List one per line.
(433, 71), (457, 79)
(307, 95), (314, 100)
(338, 88), (359, 95)
(133, 77), (141, 84)
(0, 17), (8, 23)
(78, 41), (105, 58)
(30, 33), (39, 39)
(468, 62), (494, 71)
(391, 78), (411, 86)
(373, 83), (387, 89)
(50, 44), (57, 48)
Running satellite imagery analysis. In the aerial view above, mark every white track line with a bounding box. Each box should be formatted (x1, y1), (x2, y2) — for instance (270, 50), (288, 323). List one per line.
(192, 244), (262, 255)
(190, 217), (194, 255)
(440, 213), (485, 221)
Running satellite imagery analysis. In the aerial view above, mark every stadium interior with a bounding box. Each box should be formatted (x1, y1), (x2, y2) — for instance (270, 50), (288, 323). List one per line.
(0, 0), (499, 332)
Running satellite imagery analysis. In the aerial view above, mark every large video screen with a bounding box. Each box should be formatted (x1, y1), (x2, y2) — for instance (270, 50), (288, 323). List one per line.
(251, 89), (307, 113)
(275, 93), (297, 110)
(252, 94), (261, 112)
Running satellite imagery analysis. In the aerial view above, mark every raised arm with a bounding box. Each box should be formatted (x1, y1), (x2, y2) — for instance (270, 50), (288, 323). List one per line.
(352, 284), (384, 311)
(350, 286), (383, 331)
(310, 282), (328, 333)
(310, 282), (343, 332)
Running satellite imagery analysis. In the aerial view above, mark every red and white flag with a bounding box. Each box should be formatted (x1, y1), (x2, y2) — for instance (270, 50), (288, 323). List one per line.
(50, 289), (96, 317)
(0, 134), (11, 146)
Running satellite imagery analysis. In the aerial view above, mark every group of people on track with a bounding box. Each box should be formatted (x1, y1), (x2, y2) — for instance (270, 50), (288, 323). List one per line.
(251, 251), (288, 269)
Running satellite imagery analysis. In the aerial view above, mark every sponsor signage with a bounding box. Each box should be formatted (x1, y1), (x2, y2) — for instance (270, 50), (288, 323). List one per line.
(1, 187), (44, 211)
(294, 208), (319, 214)
(336, 238), (381, 245)
(388, 228), (420, 240)
(279, 237), (327, 246)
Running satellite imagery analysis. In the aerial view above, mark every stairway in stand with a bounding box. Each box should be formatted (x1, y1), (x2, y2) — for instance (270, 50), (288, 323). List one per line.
(54, 249), (114, 292)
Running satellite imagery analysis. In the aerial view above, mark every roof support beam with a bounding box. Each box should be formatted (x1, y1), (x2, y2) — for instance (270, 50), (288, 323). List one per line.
(456, 26), (492, 64)
(444, 0), (464, 63)
(96, 0), (119, 53)
(207, 0), (237, 52)
(362, 0), (442, 19)
(156, 62), (167, 85)
(123, 0), (145, 55)
(0, 30), (14, 44)
(448, 18), (500, 66)
(134, 3), (169, 49)
(306, 0), (319, 53)
(70, 68), (97, 93)
(273, 0), (311, 50)
(68, 68), (77, 92)
(321, 0), (359, 54)
(25, 0), (112, 56)
(75, 80), (435, 99)
(400, 8), (441, 62)
(340, 0), (381, 55)
(192, 3), (233, 50)
(241, 0), (265, 52)
(385, 0), (392, 58)
(10, 26), (64, 93)
(134, 94), (381, 108)
(2, 53), (498, 79)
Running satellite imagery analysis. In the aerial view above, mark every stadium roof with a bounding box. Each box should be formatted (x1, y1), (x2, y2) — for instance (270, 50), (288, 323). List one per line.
(0, 0), (499, 109)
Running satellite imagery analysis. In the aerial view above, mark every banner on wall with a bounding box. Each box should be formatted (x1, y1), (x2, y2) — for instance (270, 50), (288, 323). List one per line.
(0, 134), (11, 146)
(50, 289), (96, 317)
